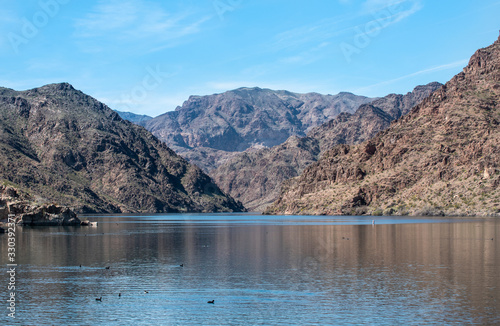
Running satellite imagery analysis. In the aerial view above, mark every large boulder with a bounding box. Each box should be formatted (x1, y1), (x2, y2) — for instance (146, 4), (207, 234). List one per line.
(16, 204), (81, 226)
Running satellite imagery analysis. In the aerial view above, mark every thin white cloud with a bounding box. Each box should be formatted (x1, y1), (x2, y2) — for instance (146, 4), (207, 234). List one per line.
(361, 0), (423, 32)
(74, 0), (209, 52)
(279, 42), (330, 65)
(354, 59), (469, 94)
(260, 1), (422, 76)
(273, 0), (421, 53)
(74, 1), (137, 36)
(273, 16), (356, 52)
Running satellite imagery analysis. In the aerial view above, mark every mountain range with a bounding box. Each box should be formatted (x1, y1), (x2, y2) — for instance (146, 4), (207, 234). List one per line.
(265, 36), (500, 216)
(141, 88), (374, 171)
(0, 83), (244, 213)
(212, 82), (442, 211)
(3, 37), (498, 217)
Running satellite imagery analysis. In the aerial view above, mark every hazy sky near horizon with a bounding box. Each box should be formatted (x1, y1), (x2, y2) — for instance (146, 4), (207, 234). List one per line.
(0, 0), (499, 117)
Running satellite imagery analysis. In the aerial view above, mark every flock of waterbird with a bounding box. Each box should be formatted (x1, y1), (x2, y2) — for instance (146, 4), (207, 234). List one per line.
(91, 264), (216, 304)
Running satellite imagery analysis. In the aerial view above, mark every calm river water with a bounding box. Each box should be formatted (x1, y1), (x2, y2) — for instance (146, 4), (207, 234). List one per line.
(1, 214), (499, 325)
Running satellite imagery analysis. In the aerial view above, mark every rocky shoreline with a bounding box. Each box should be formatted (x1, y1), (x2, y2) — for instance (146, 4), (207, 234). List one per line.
(0, 184), (81, 226)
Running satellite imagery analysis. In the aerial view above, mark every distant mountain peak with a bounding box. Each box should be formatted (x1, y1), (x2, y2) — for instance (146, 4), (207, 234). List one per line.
(337, 91), (356, 96)
(32, 82), (76, 92)
(234, 86), (264, 92)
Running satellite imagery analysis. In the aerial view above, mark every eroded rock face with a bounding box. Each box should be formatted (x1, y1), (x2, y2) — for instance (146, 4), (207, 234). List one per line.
(212, 83), (441, 212)
(17, 205), (80, 226)
(265, 36), (500, 217)
(0, 83), (244, 214)
(0, 185), (80, 226)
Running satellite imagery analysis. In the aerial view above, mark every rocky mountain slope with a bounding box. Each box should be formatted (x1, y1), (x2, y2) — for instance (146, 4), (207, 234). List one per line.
(143, 87), (374, 171)
(265, 36), (500, 216)
(0, 83), (244, 213)
(213, 83), (441, 211)
(309, 82), (443, 152)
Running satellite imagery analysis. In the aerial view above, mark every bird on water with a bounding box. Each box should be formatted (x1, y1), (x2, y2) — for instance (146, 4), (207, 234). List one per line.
(96, 297), (102, 302)
(207, 300), (214, 304)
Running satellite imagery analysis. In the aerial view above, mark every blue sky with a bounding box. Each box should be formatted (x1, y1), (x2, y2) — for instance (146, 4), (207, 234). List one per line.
(0, 0), (499, 117)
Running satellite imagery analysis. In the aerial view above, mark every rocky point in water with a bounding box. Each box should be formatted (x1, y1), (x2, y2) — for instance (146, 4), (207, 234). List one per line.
(0, 184), (80, 226)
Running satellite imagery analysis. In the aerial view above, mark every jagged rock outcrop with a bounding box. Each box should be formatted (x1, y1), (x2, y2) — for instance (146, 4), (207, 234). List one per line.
(143, 87), (373, 171)
(15, 205), (80, 226)
(309, 82), (443, 152)
(0, 83), (244, 214)
(265, 36), (500, 216)
(366, 82), (444, 119)
(213, 83), (441, 211)
(0, 184), (80, 226)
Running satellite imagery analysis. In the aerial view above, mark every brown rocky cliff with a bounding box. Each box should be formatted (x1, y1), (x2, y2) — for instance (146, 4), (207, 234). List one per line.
(214, 136), (321, 211)
(265, 36), (500, 216)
